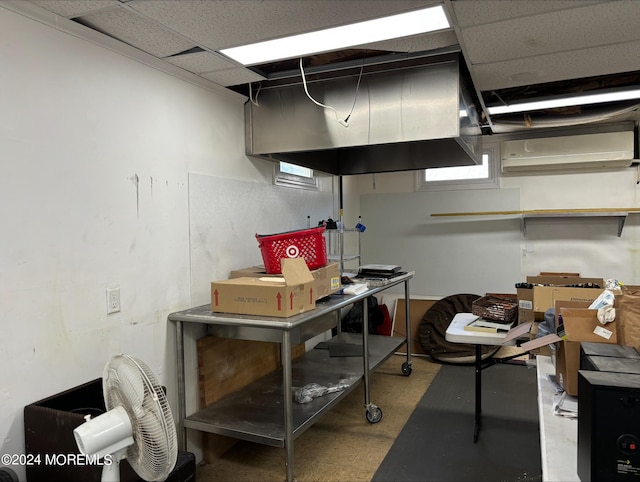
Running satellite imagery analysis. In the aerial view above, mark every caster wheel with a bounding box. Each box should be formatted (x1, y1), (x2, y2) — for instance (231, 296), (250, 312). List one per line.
(401, 362), (412, 376)
(366, 406), (383, 423)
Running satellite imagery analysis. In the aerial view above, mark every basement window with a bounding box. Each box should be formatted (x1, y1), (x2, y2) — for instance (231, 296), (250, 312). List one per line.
(416, 146), (499, 191)
(274, 161), (318, 190)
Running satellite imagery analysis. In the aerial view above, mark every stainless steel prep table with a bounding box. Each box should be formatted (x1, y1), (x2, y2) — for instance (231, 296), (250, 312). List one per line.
(168, 271), (413, 482)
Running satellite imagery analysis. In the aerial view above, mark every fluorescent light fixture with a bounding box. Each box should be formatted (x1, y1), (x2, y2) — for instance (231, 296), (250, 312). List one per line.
(220, 5), (449, 66)
(487, 88), (640, 115)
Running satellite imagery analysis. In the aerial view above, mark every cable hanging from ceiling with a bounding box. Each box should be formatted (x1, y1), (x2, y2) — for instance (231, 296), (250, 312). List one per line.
(248, 82), (262, 106)
(299, 57), (363, 127)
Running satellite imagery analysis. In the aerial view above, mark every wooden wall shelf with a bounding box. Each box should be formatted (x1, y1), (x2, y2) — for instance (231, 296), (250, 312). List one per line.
(431, 208), (640, 237)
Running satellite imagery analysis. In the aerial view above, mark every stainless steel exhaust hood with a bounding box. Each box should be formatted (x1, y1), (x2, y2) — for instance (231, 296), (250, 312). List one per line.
(245, 52), (482, 175)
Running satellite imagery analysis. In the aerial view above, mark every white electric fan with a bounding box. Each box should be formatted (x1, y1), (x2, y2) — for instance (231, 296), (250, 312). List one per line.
(73, 354), (178, 482)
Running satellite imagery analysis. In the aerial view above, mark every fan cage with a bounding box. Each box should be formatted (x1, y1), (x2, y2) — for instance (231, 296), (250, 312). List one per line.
(103, 355), (178, 481)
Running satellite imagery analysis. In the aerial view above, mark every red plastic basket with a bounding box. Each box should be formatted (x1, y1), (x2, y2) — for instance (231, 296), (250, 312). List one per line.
(256, 226), (327, 274)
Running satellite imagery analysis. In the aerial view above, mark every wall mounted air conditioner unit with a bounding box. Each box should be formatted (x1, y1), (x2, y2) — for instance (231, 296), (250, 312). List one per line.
(501, 131), (636, 173)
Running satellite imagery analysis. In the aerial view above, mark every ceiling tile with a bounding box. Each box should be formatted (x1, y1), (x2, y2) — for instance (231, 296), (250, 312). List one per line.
(461, 1), (640, 65)
(164, 51), (237, 74)
(450, 0), (601, 28)
(129, 0), (435, 51)
(362, 30), (458, 54)
(201, 68), (266, 87)
(76, 7), (195, 58)
(31, 0), (120, 18)
(472, 40), (640, 91)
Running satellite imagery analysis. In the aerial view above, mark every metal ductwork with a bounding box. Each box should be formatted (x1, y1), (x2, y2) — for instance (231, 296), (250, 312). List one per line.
(245, 52), (482, 175)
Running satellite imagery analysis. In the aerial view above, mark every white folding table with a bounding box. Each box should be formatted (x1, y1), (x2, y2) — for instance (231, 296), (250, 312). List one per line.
(445, 312), (524, 442)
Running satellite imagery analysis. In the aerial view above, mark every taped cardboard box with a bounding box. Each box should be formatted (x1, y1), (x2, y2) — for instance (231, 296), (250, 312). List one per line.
(516, 273), (604, 323)
(557, 306), (617, 396)
(521, 301), (617, 396)
(230, 262), (341, 299)
(212, 257), (315, 317)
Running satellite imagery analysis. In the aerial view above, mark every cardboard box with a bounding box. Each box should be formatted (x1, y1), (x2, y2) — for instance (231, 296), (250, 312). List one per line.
(521, 300), (617, 396)
(555, 299), (594, 318)
(556, 306), (617, 396)
(309, 262), (341, 298)
(212, 257), (315, 317)
(613, 285), (640, 352)
(516, 274), (604, 323)
(230, 262), (341, 299)
(526, 322), (553, 357)
(462, 292), (616, 396)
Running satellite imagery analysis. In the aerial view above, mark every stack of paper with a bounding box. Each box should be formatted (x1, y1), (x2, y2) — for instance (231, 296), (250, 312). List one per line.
(343, 283), (368, 295)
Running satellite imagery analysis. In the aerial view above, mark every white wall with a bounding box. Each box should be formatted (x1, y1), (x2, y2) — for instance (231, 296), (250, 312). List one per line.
(4, 4), (639, 478)
(351, 141), (640, 299)
(358, 187), (522, 296)
(0, 6), (335, 478)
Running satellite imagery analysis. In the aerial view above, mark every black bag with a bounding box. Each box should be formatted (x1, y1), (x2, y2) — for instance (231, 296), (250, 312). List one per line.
(341, 296), (384, 334)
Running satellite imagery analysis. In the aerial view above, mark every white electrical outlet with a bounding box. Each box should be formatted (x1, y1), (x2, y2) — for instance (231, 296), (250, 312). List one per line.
(106, 287), (121, 314)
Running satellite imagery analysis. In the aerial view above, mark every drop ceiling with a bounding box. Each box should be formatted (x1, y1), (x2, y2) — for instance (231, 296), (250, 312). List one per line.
(9, 0), (640, 134)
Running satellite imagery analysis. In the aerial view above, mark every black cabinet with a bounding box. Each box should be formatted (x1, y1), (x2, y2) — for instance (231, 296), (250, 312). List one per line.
(24, 379), (195, 482)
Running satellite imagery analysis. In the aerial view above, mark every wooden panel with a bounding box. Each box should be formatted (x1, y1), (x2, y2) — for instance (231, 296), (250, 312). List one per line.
(196, 336), (305, 462)
(393, 299), (438, 355)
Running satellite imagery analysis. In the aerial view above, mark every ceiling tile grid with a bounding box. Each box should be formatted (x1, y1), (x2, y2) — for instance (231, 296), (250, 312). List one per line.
(14, 0), (640, 132)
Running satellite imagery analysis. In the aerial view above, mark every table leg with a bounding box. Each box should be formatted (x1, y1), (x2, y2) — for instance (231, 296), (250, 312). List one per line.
(362, 299), (382, 423)
(403, 280), (412, 373)
(362, 297), (371, 407)
(176, 320), (187, 451)
(282, 330), (295, 482)
(474, 344), (481, 443)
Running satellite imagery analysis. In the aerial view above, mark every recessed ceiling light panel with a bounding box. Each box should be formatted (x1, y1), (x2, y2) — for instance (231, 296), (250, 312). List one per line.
(220, 5), (450, 66)
(487, 89), (640, 115)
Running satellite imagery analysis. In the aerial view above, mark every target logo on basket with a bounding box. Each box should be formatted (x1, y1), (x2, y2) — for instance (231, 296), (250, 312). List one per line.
(285, 245), (300, 258)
